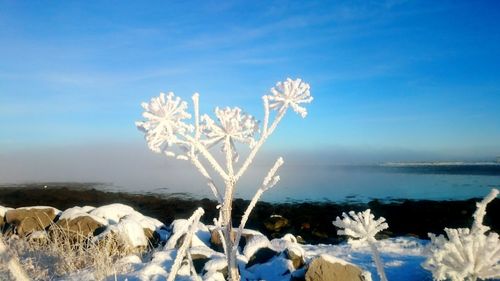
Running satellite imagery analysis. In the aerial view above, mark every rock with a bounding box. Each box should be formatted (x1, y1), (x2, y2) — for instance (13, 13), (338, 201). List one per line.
(202, 256), (228, 279)
(115, 217), (149, 248)
(246, 247), (278, 268)
(242, 235), (279, 268)
(192, 253), (211, 273)
(0, 206), (10, 232)
(305, 255), (368, 281)
(264, 215), (289, 232)
(311, 229), (329, 239)
(210, 229), (234, 251)
(143, 227), (154, 240)
(286, 245), (305, 269)
(5, 207), (58, 237)
(55, 215), (105, 237)
(143, 228), (165, 248)
(210, 229), (256, 251)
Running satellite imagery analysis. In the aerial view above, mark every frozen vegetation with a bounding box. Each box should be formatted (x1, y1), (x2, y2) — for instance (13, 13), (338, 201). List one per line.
(0, 79), (498, 280)
(0, 189), (498, 280)
(136, 77), (313, 280)
(423, 188), (500, 281)
(333, 209), (389, 281)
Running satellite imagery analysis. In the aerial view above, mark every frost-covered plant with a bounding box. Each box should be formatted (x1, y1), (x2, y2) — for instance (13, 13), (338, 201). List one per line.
(0, 235), (30, 281)
(333, 209), (389, 281)
(137, 78), (313, 280)
(423, 188), (500, 281)
(167, 207), (204, 281)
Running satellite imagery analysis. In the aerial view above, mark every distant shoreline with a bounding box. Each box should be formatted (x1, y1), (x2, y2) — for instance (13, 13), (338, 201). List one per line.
(0, 184), (498, 244)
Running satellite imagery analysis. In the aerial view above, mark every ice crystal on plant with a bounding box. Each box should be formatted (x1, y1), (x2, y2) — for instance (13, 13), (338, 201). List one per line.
(135, 92), (192, 155)
(136, 78), (312, 281)
(201, 107), (259, 159)
(267, 78), (313, 118)
(333, 209), (389, 281)
(333, 209), (388, 246)
(423, 188), (500, 281)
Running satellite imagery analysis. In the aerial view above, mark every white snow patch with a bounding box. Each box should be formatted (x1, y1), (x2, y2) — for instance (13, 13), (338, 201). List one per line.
(320, 253), (353, 266)
(168, 219), (210, 248)
(59, 206), (107, 225)
(17, 206), (61, 215)
(203, 256), (227, 273)
(115, 216), (149, 248)
(89, 203), (136, 225)
(0, 206), (13, 217)
(243, 235), (272, 259)
(245, 256), (292, 281)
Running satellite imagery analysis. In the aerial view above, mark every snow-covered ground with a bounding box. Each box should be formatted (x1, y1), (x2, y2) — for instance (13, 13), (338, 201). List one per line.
(96, 235), (431, 281)
(51, 214), (431, 281)
(86, 228), (431, 280)
(302, 237), (431, 281)
(5, 200), (498, 280)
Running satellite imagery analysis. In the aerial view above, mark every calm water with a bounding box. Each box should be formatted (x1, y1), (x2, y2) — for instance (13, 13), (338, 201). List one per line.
(116, 163), (500, 203)
(255, 164), (500, 202)
(7, 164), (499, 203)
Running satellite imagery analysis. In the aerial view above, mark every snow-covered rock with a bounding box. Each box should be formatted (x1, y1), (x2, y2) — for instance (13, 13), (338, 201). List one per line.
(89, 203), (137, 225)
(54, 206), (108, 237)
(305, 254), (371, 281)
(5, 206), (60, 237)
(55, 215), (106, 237)
(0, 205), (12, 230)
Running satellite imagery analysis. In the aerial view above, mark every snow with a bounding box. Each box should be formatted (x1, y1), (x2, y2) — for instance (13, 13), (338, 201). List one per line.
(0, 205), (13, 217)
(167, 219), (210, 249)
(58, 206), (108, 225)
(115, 216), (150, 248)
(244, 256), (292, 281)
(302, 237), (431, 281)
(84, 204), (167, 249)
(89, 203), (138, 225)
(101, 226), (431, 281)
(242, 234), (272, 259)
(17, 206), (61, 215)
(2, 201), (466, 281)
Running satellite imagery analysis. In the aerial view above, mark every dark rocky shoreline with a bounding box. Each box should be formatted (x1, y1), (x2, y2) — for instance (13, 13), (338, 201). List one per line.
(0, 184), (498, 244)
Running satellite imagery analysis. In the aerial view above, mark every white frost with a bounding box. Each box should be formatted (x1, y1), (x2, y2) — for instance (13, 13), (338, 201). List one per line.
(423, 188), (500, 281)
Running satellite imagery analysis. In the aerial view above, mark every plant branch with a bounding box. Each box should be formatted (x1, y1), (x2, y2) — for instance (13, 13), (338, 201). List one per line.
(186, 135), (229, 180)
(234, 157), (283, 249)
(262, 96), (270, 136)
(190, 155), (223, 203)
(235, 106), (287, 181)
(167, 208), (204, 281)
(192, 93), (201, 140)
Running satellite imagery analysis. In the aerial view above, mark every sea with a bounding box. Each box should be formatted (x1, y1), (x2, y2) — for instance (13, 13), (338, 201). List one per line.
(255, 162), (500, 202)
(109, 162), (500, 203)
(3, 162), (499, 203)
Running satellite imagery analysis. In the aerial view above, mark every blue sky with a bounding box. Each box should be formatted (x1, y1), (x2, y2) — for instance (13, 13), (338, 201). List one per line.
(1, 0), (500, 161)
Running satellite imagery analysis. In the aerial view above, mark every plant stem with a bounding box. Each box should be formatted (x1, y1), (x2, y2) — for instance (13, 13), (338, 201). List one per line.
(368, 241), (388, 281)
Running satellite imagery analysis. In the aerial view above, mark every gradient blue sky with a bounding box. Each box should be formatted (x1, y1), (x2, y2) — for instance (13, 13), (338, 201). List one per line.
(1, 0), (500, 161)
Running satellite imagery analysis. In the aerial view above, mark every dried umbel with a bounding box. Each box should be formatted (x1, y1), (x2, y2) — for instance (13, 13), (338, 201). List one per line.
(333, 209), (389, 281)
(423, 188), (500, 281)
(136, 92), (193, 157)
(200, 107), (259, 161)
(268, 78), (312, 118)
(136, 78), (312, 281)
(333, 209), (388, 246)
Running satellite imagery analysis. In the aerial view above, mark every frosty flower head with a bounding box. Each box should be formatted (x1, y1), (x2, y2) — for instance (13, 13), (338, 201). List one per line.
(267, 78), (313, 118)
(136, 92), (193, 154)
(333, 209), (388, 246)
(201, 107), (259, 159)
(423, 188), (500, 281)
(424, 228), (500, 281)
